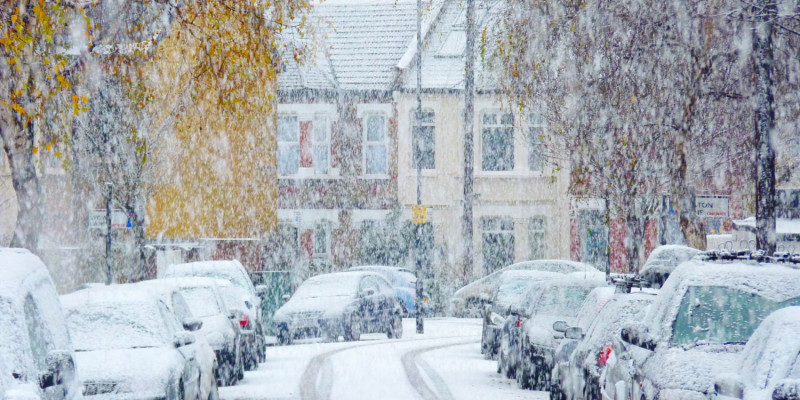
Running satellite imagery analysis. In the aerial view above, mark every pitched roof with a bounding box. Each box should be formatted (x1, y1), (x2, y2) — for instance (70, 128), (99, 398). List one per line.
(278, 0), (426, 91)
(400, 0), (504, 91)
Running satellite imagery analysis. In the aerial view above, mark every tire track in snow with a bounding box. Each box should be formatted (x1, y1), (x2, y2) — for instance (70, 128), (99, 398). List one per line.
(299, 336), (472, 400)
(402, 340), (479, 400)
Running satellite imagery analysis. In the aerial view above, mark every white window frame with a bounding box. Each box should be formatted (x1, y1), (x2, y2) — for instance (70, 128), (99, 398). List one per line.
(480, 111), (515, 172)
(528, 113), (546, 172)
(528, 216), (547, 259)
(362, 113), (389, 177)
(313, 221), (330, 258)
(277, 114), (300, 176)
(312, 113), (330, 175)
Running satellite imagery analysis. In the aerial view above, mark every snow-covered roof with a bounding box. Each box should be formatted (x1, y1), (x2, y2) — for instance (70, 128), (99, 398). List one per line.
(279, 0), (429, 91)
(400, 0), (505, 91)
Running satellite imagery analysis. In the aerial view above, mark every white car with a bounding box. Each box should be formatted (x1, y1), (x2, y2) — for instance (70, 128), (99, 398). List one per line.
(154, 278), (245, 386)
(604, 258), (800, 400)
(133, 281), (219, 400)
(713, 306), (800, 400)
(62, 286), (202, 400)
(0, 248), (79, 400)
(162, 261), (266, 363)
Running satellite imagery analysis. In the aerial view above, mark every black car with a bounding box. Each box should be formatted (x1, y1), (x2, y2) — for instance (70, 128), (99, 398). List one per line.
(273, 271), (403, 344)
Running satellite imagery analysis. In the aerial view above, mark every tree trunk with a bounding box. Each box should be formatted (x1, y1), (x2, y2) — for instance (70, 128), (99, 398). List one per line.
(1, 119), (43, 252)
(753, 0), (777, 254)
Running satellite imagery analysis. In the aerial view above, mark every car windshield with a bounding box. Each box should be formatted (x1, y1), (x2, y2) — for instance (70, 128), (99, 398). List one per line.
(170, 268), (251, 293)
(672, 286), (800, 346)
(530, 286), (593, 317)
(217, 287), (244, 311)
(293, 276), (359, 299)
(394, 271), (416, 288)
(494, 278), (538, 313)
(180, 287), (222, 318)
(66, 304), (170, 351)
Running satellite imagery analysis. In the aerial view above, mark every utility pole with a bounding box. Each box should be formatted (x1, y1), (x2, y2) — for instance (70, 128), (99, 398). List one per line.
(415, 0), (425, 334)
(105, 183), (113, 285)
(462, 0), (475, 283)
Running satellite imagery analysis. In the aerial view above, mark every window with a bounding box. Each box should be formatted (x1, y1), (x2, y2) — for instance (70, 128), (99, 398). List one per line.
(23, 295), (52, 371)
(313, 114), (330, 175)
(528, 113), (545, 171)
(364, 114), (388, 175)
(278, 115), (299, 175)
(437, 30), (466, 57)
(481, 112), (514, 171)
(412, 110), (435, 169)
(481, 216), (515, 274)
(313, 222), (329, 257)
(528, 217), (547, 259)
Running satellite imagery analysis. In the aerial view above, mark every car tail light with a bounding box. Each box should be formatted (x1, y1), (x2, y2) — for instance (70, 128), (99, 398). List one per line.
(597, 342), (613, 365)
(239, 313), (249, 328)
(515, 316), (521, 328)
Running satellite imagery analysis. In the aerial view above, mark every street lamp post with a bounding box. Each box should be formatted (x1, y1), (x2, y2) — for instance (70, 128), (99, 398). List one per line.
(415, 0), (424, 334)
(105, 182), (113, 285)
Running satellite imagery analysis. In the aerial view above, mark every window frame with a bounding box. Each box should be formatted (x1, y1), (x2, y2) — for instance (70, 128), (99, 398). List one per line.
(312, 113), (331, 175)
(312, 221), (331, 259)
(362, 113), (389, 176)
(277, 114), (300, 176)
(527, 113), (546, 172)
(480, 111), (515, 172)
(411, 109), (436, 170)
(528, 216), (547, 259)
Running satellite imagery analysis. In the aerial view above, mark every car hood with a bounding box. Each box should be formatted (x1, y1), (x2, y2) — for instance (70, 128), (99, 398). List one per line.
(641, 346), (743, 393)
(74, 347), (180, 392)
(523, 315), (573, 349)
(275, 295), (355, 320)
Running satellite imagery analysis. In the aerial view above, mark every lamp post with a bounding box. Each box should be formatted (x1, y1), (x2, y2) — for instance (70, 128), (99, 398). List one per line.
(105, 183), (113, 285)
(415, 0), (424, 334)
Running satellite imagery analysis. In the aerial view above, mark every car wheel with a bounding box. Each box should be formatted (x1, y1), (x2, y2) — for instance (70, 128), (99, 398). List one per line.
(208, 364), (220, 400)
(550, 384), (565, 400)
(345, 313), (361, 341)
(517, 358), (531, 389)
(387, 313), (403, 339)
(244, 347), (258, 371)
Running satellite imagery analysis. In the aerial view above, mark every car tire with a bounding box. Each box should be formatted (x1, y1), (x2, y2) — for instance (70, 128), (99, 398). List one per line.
(387, 313), (403, 339)
(244, 347), (258, 371)
(517, 359), (531, 389)
(534, 358), (550, 391)
(344, 313), (361, 341)
(208, 364), (220, 400)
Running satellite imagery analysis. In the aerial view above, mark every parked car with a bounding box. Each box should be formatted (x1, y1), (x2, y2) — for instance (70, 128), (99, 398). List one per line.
(273, 271), (403, 344)
(712, 306), (800, 400)
(0, 248), (79, 400)
(61, 285), (202, 400)
(481, 270), (565, 359)
(637, 245), (701, 289)
(515, 279), (611, 391)
(134, 280), (220, 400)
(162, 260), (267, 363)
(552, 290), (654, 400)
(347, 265), (432, 316)
(603, 258), (800, 400)
(215, 281), (259, 371)
(451, 260), (601, 317)
(155, 277), (245, 386)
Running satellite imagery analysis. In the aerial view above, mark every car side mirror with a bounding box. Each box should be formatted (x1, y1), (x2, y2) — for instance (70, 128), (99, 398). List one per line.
(173, 332), (196, 347)
(40, 350), (75, 389)
(282, 294), (291, 302)
(255, 284), (268, 297)
(565, 327), (584, 340)
(772, 379), (800, 400)
(553, 321), (569, 333)
(182, 317), (203, 332)
(714, 373), (744, 399)
(620, 323), (657, 351)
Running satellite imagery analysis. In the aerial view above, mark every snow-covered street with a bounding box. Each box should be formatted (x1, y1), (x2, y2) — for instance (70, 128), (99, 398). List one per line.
(220, 318), (547, 400)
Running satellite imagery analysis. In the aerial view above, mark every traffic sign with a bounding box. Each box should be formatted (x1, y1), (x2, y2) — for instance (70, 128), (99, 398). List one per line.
(89, 209), (132, 230)
(412, 205), (427, 224)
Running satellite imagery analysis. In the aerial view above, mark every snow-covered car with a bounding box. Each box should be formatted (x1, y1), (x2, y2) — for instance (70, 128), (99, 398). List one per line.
(346, 265), (432, 316)
(273, 271), (403, 344)
(515, 280), (611, 391)
(604, 259), (800, 400)
(215, 282), (259, 371)
(0, 248), (80, 400)
(61, 285), (202, 400)
(637, 245), (701, 289)
(552, 290), (654, 400)
(162, 260), (266, 363)
(712, 306), (800, 400)
(481, 270), (565, 359)
(154, 278), (244, 386)
(451, 260), (601, 318)
(133, 281), (219, 400)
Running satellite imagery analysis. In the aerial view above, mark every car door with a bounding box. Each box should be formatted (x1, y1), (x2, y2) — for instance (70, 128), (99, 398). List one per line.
(158, 302), (201, 400)
(358, 277), (381, 327)
(373, 276), (395, 323)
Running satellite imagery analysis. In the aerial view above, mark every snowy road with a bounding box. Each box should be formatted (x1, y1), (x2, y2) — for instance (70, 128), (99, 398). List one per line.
(219, 318), (547, 400)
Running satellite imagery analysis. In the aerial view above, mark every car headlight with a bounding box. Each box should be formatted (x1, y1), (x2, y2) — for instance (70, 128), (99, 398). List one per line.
(657, 389), (709, 400)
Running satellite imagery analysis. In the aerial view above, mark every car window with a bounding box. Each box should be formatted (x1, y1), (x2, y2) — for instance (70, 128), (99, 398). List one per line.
(672, 286), (800, 346)
(531, 286), (593, 318)
(360, 277), (379, 293)
(171, 292), (194, 322)
(158, 301), (181, 335)
(374, 276), (393, 295)
(23, 294), (53, 372)
(180, 287), (223, 318)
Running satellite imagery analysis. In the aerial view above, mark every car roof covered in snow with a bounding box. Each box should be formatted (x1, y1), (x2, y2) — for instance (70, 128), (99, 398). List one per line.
(646, 260), (800, 339)
(61, 284), (157, 310)
(738, 306), (800, 390)
(146, 276), (234, 290)
(639, 245), (702, 276)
